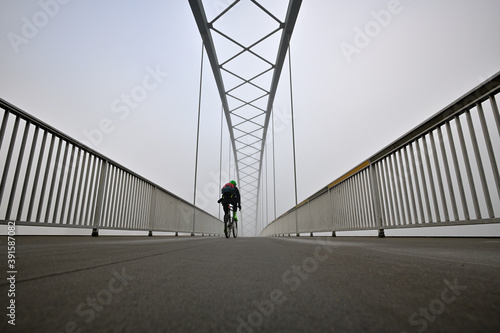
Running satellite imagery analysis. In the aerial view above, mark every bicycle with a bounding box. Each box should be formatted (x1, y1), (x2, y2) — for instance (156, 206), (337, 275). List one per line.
(222, 205), (238, 238)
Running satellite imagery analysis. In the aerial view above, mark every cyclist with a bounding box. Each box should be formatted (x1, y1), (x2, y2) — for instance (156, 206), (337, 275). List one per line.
(217, 180), (241, 227)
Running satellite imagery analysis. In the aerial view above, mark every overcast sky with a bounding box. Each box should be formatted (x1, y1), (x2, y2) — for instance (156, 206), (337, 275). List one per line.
(1, 0), (500, 236)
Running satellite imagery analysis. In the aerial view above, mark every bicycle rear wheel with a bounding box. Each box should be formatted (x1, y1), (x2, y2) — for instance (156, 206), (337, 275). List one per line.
(224, 213), (230, 238)
(232, 220), (238, 238)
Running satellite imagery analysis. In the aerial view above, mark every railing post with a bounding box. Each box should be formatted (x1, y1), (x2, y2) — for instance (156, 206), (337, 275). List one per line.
(328, 186), (336, 237)
(176, 198), (180, 236)
(148, 186), (157, 237)
(92, 160), (108, 237)
(369, 163), (385, 237)
(192, 207), (196, 236)
(295, 208), (299, 237)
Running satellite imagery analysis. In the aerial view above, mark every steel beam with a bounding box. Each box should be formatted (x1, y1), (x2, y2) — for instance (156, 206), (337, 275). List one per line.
(256, 0), (302, 210)
(189, 0), (302, 235)
(189, 0), (241, 184)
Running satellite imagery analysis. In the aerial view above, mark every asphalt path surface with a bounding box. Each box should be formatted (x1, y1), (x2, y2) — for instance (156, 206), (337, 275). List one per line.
(1, 236), (499, 332)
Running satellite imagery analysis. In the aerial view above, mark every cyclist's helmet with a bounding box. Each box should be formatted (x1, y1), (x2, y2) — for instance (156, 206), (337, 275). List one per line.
(230, 180), (237, 186)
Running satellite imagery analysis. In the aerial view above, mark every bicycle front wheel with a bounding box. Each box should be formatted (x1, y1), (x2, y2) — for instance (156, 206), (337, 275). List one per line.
(232, 220), (238, 238)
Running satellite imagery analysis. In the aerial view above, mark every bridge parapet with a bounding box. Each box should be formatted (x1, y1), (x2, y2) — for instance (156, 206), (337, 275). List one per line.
(0, 99), (222, 236)
(262, 72), (500, 237)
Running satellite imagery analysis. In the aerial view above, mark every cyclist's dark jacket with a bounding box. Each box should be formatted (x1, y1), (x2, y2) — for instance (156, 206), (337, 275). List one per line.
(222, 186), (240, 204)
(220, 186), (240, 214)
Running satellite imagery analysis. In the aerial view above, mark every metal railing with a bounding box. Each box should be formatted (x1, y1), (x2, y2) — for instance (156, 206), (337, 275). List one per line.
(0, 99), (222, 236)
(261, 72), (500, 237)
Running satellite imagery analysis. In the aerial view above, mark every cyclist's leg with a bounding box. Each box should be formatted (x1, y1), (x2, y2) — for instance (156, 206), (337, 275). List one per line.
(221, 196), (229, 215)
(231, 200), (238, 220)
(222, 197), (230, 232)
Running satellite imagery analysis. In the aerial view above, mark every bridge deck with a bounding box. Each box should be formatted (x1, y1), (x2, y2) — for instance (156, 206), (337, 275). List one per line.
(1, 236), (499, 332)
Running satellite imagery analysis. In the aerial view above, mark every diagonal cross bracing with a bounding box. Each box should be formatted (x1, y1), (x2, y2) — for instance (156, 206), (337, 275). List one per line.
(189, 0), (302, 235)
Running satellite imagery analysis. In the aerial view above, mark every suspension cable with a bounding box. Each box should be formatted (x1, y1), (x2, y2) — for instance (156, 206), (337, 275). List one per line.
(192, 42), (204, 236)
(265, 141), (269, 227)
(218, 104), (223, 220)
(288, 37), (299, 236)
(272, 107), (277, 221)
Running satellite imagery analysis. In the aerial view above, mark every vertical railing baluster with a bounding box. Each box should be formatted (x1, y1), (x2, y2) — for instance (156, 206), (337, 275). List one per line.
(6, 120), (29, 220)
(53, 141), (69, 223)
(393, 150), (405, 225)
(348, 177), (357, 229)
(37, 134), (55, 222)
(388, 155), (401, 226)
(344, 180), (351, 229)
(409, 142), (425, 223)
(45, 138), (63, 223)
(366, 169), (374, 228)
(0, 116), (20, 211)
(456, 115), (481, 219)
(430, 130), (448, 222)
(87, 158), (101, 227)
(92, 160), (108, 236)
(104, 165), (117, 228)
(149, 186), (158, 233)
(381, 158), (392, 226)
(129, 176), (138, 229)
(360, 170), (371, 228)
(135, 178), (144, 229)
(327, 186), (334, 233)
(349, 177), (357, 229)
(100, 160), (113, 228)
(415, 138), (432, 222)
(447, 120), (469, 220)
(355, 174), (364, 229)
(370, 163), (384, 236)
(0, 110), (10, 152)
(397, 150), (410, 225)
(74, 150), (88, 225)
(352, 177), (360, 229)
(18, 126), (39, 221)
(466, 107), (494, 218)
(81, 154), (94, 225)
(138, 179), (146, 229)
(120, 170), (129, 229)
(378, 160), (390, 225)
(422, 134), (440, 222)
(331, 187), (339, 230)
(113, 168), (124, 229)
(60, 144), (75, 224)
(127, 174), (135, 229)
(339, 183), (346, 229)
(477, 101), (500, 204)
(403, 145), (417, 224)
(491, 95), (500, 138)
(439, 126), (459, 220)
(28, 131), (47, 222)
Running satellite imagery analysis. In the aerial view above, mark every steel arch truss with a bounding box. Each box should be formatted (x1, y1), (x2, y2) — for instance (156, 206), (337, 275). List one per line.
(189, 0), (301, 235)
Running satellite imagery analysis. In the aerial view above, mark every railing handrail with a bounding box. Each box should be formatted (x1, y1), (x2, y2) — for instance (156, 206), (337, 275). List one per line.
(369, 71), (500, 164)
(0, 97), (216, 219)
(264, 71), (500, 235)
(1, 98), (223, 237)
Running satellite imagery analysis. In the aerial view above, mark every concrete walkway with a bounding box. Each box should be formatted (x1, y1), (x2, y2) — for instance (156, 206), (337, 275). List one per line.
(1, 236), (499, 332)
